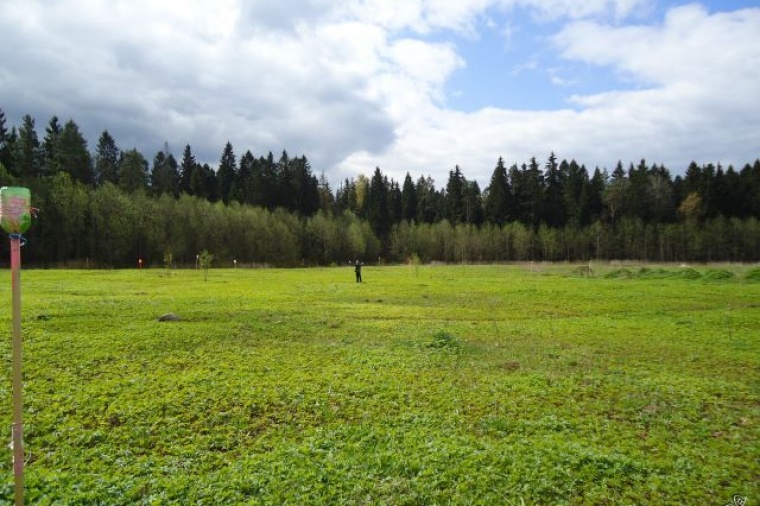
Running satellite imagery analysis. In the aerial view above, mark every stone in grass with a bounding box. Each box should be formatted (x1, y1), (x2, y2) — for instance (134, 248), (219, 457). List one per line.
(158, 313), (182, 322)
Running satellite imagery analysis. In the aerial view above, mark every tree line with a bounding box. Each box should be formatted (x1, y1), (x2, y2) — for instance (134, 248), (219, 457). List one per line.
(0, 109), (759, 266)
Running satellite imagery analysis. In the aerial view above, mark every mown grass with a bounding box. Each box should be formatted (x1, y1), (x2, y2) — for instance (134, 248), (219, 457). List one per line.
(0, 264), (758, 505)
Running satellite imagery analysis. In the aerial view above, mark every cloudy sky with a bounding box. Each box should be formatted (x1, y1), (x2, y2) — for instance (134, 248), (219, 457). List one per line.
(1, 0), (758, 189)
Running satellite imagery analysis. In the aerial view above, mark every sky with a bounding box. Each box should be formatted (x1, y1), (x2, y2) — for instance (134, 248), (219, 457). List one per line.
(1, 0), (759, 189)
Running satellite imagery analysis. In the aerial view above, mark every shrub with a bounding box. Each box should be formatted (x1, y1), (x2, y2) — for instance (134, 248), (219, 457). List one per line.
(679, 268), (702, 280)
(604, 268), (632, 279)
(427, 330), (460, 350)
(702, 269), (734, 280)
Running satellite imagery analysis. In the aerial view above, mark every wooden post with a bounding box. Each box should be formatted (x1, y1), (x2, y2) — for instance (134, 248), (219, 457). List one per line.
(1, 187), (31, 506)
(10, 234), (24, 505)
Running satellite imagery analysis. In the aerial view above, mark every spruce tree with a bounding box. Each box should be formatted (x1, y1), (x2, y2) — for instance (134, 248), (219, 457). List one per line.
(401, 173), (418, 223)
(118, 149), (149, 193)
(14, 114), (42, 179)
(366, 167), (390, 238)
(0, 109), (7, 147)
(151, 144), (180, 197)
(235, 150), (255, 204)
(94, 131), (120, 186)
(203, 163), (219, 202)
(56, 120), (93, 185)
(484, 157), (510, 226)
(0, 109), (12, 172)
(523, 158), (544, 228)
(564, 160), (590, 227)
(445, 166), (465, 224)
(542, 152), (566, 227)
(647, 164), (674, 223)
(188, 162), (206, 198)
(588, 167), (606, 223)
(42, 116), (62, 176)
(179, 144), (196, 194)
(389, 179), (402, 226)
(317, 171), (334, 212)
(604, 161), (627, 224)
(463, 180), (483, 225)
(217, 142), (237, 204)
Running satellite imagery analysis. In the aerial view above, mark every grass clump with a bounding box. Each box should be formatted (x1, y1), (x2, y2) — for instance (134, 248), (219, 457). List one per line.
(702, 269), (735, 280)
(637, 267), (676, 279)
(604, 268), (632, 278)
(427, 330), (460, 350)
(743, 267), (760, 282)
(678, 267), (703, 279)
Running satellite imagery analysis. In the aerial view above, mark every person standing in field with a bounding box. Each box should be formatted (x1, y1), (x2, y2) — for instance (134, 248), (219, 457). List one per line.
(354, 259), (363, 283)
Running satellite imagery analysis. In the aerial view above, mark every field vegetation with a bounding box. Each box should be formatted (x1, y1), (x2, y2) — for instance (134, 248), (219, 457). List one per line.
(1, 264), (758, 504)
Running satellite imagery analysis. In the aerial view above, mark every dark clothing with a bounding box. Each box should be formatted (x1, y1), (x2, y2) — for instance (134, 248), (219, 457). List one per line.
(354, 262), (362, 283)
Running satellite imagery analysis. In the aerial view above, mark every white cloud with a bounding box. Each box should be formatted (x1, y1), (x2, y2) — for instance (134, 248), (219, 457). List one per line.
(0, 0), (757, 191)
(0, 0), (397, 167)
(387, 39), (465, 104)
(334, 0), (652, 34)
(515, 0), (653, 21)
(555, 4), (760, 88)
(340, 2), (760, 185)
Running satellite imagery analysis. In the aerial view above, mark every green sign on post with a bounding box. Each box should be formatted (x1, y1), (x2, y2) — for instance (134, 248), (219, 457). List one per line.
(0, 186), (32, 234)
(1, 186), (32, 506)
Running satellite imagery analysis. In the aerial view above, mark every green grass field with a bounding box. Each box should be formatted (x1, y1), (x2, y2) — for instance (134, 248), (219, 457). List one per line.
(1, 264), (758, 505)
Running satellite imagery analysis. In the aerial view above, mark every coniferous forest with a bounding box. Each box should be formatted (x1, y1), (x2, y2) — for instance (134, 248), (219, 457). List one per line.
(1, 109), (759, 267)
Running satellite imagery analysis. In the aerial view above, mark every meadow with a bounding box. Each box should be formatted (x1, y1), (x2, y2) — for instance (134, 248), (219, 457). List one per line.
(0, 264), (758, 505)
